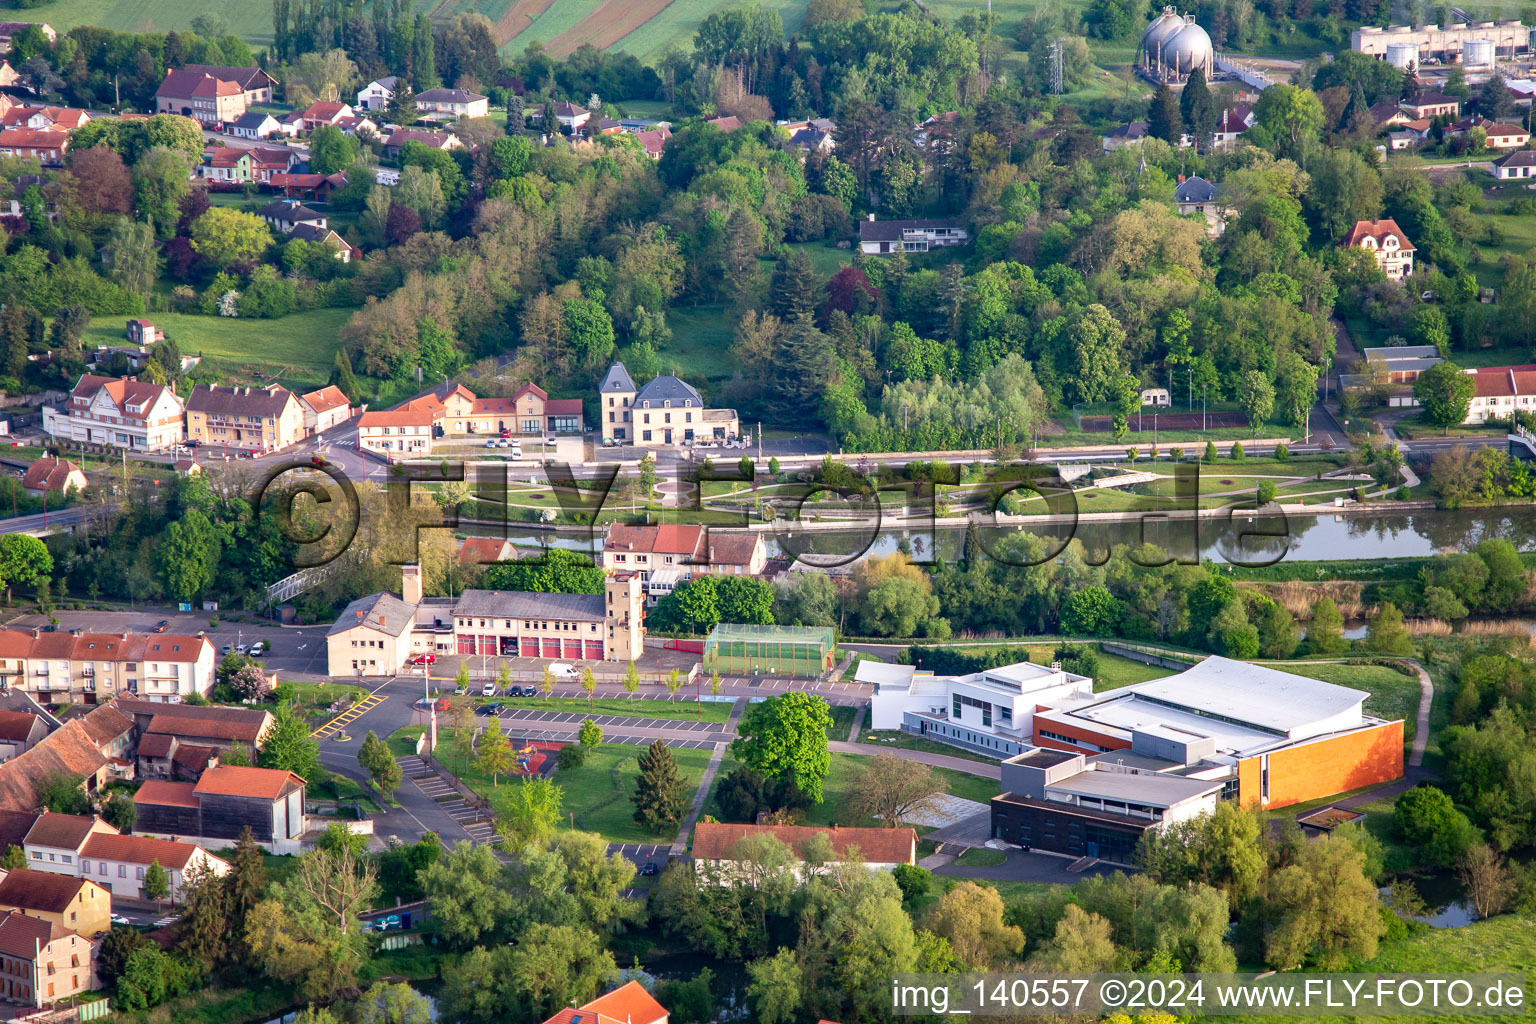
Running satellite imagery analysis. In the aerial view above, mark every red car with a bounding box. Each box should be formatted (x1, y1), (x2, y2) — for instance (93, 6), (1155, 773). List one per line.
(499, 427), (511, 438)
(408, 654), (436, 666)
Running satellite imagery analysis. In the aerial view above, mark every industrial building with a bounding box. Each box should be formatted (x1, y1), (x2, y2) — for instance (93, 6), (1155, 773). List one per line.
(1352, 21), (1528, 64)
(1140, 7), (1215, 82)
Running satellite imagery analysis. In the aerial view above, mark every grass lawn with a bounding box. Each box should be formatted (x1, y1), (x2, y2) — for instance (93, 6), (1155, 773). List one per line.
(655, 306), (736, 386)
(497, 696), (733, 723)
(859, 730), (1001, 764)
(800, 752), (998, 829)
(286, 681), (367, 723)
(549, 742), (715, 844)
(82, 309), (350, 387)
(1273, 662), (1421, 749)
(1393, 414), (1509, 440)
(826, 704), (858, 741)
(953, 847), (1006, 868)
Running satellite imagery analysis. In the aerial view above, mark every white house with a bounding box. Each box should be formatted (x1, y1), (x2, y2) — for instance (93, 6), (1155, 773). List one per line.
(356, 76), (398, 112)
(1494, 150), (1536, 180)
(77, 833), (228, 901)
(227, 112), (280, 140)
(858, 216), (968, 254)
(21, 814), (117, 879)
(43, 374), (185, 452)
(1343, 218), (1415, 280)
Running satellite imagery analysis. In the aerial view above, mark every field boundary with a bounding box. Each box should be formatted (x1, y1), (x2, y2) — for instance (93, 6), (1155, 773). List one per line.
(545, 0), (675, 57)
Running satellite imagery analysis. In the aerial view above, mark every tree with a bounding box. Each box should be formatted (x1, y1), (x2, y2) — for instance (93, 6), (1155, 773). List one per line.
(176, 859), (229, 967)
(1029, 904), (1117, 973)
(357, 981), (435, 1024)
(245, 846), (376, 999)
(1254, 84), (1326, 159)
(307, 125), (359, 174)
(36, 772), (89, 814)
(396, 165), (446, 229)
(505, 922), (617, 1021)
(1459, 843), (1515, 919)
(580, 665), (597, 709)
(623, 660), (641, 694)
(259, 704), (322, 782)
(1263, 835), (1384, 969)
(633, 739), (688, 832)
(142, 859), (170, 904)
(578, 719), (602, 749)
(1367, 601), (1414, 656)
(132, 147), (195, 239)
(1060, 585), (1122, 635)
(1309, 596), (1348, 653)
(497, 776), (564, 847)
(0, 534), (51, 603)
(1479, 70), (1516, 120)
(190, 208), (273, 270)
(1414, 361), (1474, 435)
(1393, 784), (1482, 868)
(770, 249), (820, 322)
(68, 146), (134, 215)
(387, 82), (419, 126)
(358, 731), (401, 798)
(747, 948), (803, 1024)
(422, 842), (518, 947)
(1148, 82), (1181, 143)
(1180, 66), (1216, 145)
(224, 826), (267, 948)
(102, 219), (161, 299)
(475, 717), (516, 786)
(847, 753), (944, 828)
(732, 692), (833, 802)
(1310, 149), (1382, 242)
(0, 845), (22, 870)
(926, 881), (1025, 969)
(102, 791), (137, 832)
(1238, 370), (1275, 436)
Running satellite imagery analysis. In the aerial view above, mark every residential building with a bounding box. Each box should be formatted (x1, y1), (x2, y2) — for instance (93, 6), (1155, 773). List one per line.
(356, 408), (434, 457)
(0, 712), (47, 761)
(77, 833), (228, 900)
(636, 126), (671, 159)
(0, 629), (216, 705)
(539, 100), (590, 131)
(1369, 102), (1410, 128)
(1, 106), (89, 131)
(415, 87), (489, 119)
(457, 537), (519, 564)
(0, 720), (109, 813)
(616, 370), (739, 447)
(290, 223), (353, 259)
(1447, 114), (1529, 148)
(858, 216), (968, 254)
(258, 199), (326, 233)
(228, 112), (281, 140)
(156, 69), (246, 125)
(1174, 175), (1228, 235)
(602, 524), (767, 579)
(113, 698), (273, 760)
(181, 65), (277, 105)
(786, 124), (834, 156)
(267, 172), (347, 202)
(356, 383), (579, 457)
(43, 374), (184, 452)
(865, 660), (1094, 758)
(706, 115), (743, 132)
(1463, 364), (1536, 423)
(0, 911), (96, 1008)
(990, 747), (1225, 863)
(299, 385), (352, 435)
(201, 146), (253, 182)
(125, 319), (160, 345)
(1400, 91), (1461, 119)
(185, 383), (306, 450)
(0, 62), (14, 88)
(248, 145), (299, 183)
(0, 22), (56, 52)
(1029, 656), (1404, 809)
(598, 361), (638, 441)
(1494, 149), (1536, 179)
(383, 128), (463, 158)
(0, 128), (65, 165)
(356, 76), (398, 111)
(538, 981), (669, 1024)
(20, 457), (85, 496)
(1342, 218), (1415, 279)
(133, 765), (307, 853)
(1101, 120), (1150, 151)
(1362, 345), (1442, 384)
(300, 100), (353, 132)
(692, 822), (917, 875)
(335, 114), (378, 137)
(326, 563), (645, 676)
(19, 813), (115, 880)
(0, 870), (110, 936)
(1386, 130), (1419, 150)
(1209, 104), (1254, 149)
(1353, 22), (1527, 62)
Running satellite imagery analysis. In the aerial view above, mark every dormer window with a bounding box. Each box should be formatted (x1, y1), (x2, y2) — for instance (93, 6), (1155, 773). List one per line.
(663, 400), (671, 409)
(1384, 237), (1398, 249)
(1361, 238), (1377, 249)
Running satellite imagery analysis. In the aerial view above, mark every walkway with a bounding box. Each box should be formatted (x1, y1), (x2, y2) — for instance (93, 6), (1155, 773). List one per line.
(668, 697), (747, 857)
(397, 753), (496, 844)
(311, 692), (388, 739)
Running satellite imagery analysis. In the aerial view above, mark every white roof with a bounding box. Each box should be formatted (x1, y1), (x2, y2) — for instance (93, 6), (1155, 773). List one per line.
(647, 568), (687, 586)
(856, 661), (918, 689)
(1120, 656), (1368, 734)
(1048, 768), (1224, 808)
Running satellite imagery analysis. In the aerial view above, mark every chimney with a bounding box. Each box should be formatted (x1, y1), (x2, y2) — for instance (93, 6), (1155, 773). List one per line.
(867, 212), (875, 222)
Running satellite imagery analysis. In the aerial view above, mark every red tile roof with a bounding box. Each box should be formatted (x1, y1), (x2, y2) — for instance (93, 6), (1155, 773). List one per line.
(1468, 365), (1536, 399)
(1342, 218), (1415, 253)
(0, 910), (74, 959)
(193, 764), (305, 798)
(21, 456), (83, 492)
(546, 398), (583, 416)
(303, 101), (349, 121)
(23, 812), (107, 850)
(511, 382), (548, 403)
(81, 832), (205, 870)
(539, 981), (669, 1024)
(301, 385), (350, 414)
(133, 780), (200, 808)
(80, 704), (133, 746)
(457, 537), (513, 564)
(0, 868), (97, 913)
(157, 69), (242, 101)
(692, 822), (917, 865)
(605, 523), (704, 557)
(0, 710), (39, 742)
(0, 721), (107, 813)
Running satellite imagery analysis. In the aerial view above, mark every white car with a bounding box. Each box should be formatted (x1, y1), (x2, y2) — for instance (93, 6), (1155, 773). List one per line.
(249, 642), (265, 656)
(236, 644), (249, 655)
(484, 440), (496, 449)
(547, 662), (579, 681)
(110, 913), (131, 926)
(510, 445), (524, 458)
(482, 682), (496, 697)
(544, 436), (558, 446)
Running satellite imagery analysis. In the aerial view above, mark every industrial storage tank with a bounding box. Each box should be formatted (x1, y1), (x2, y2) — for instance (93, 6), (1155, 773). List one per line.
(1386, 43), (1419, 68)
(1463, 38), (1496, 67)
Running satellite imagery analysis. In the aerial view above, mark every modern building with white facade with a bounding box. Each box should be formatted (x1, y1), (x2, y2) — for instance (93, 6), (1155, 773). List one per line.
(43, 374), (185, 452)
(858, 216), (968, 254)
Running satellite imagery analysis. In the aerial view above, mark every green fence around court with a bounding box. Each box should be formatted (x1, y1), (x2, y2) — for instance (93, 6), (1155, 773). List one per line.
(703, 623), (836, 678)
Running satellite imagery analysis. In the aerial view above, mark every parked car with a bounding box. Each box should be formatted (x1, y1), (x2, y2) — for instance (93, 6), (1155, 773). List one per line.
(477, 702), (502, 716)
(221, 643), (232, 654)
(110, 913), (131, 926)
(153, 620), (169, 633)
(601, 437), (617, 447)
(436, 697), (451, 712)
(482, 682), (496, 697)
(544, 435), (558, 446)
(509, 685), (532, 697)
(484, 440), (496, 449)
(249, 642), (265, 656)
(454, 683), (467, 695)
(500, 427), (511, 438)
(236, 644), (249, 655)
(639, 862), (659, 876)
(408, 654), (436, 666)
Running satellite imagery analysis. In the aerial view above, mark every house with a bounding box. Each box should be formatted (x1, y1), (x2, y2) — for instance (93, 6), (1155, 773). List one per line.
(1450, 116), (1529, 149)
(0, 630), (216, 706)
(20, 458), (85, 496)
(1369, 102), (1410, 129)
(299, 385), (352, 435)
(228, 111), (281, 140)
(786, 125), (835, 157)
(326, 563), (645, 676)
(0, 712), (47, 761)
(1209, 104), (1254, 149)
(579, 115), (624, 138)
(1101, 120), (1150, 151)
(0, 22), (56, 52)
(991, 747), (1225, 863)
(1494, 149), (1536, 179)
(266, 172), (347, 202)
(1401, 91), (1460, 119)
(356, 76), (398, 112)
(383, 127), (463, 158)
(0, 62), (14, 88)
(77, 833), (228, 900)
(20, 813), (115, 880)
(125, 319), (160, 345)
(199, 146), (254, 182)
(1343, 218), (1415, 279)
(356, 408), (436, 458)
(2, 106), (89, 131)
(335, 114), (377, 137)
(156, 69), (246, 125)
(1174, 175), (1227, 235)
(42, 374), (185, 452)
(607, 367), (739, 447)
(456, 537), (519, 565)
(113, 698), (273, 760)
(0, 911), (96, 1007)
(300, 100), (353, 132)
(414, 87), (489, 119)
(858, 216), (968, 254)
(1462, 364), (1536, 423)
(184, 384), (306, 451)
(0, 128), (66, 165)
(538, 981), (669, 1024)
(0, 720), (108, 813)
(636, 127), (671, 159)
(692, 822), (918, 874)
(602, 524), (767, 579)
(0, 869), (110, 937)
(289, 223), (353, 260)
(134, 765), (308, 853)
(135, 730), (219, 780)
(258, 199), (327, 233)
(542, 100), (590, 131)
(181, 65), (277, 105)
(248, 145), (299, 184)
(1386, 130), (1419, 151)
(1028, 656), (1403, 809)
(599, 361), (638, 441)
(357, 383), (577, 456)
(706, 115), (743, 133)
(1362, 345), (1442, 384)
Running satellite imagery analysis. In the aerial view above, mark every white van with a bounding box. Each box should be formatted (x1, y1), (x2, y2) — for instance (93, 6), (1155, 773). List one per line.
(547, 663), (579, 681)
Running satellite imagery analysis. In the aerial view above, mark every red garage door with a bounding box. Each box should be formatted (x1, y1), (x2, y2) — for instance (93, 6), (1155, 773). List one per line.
(563, 639), (582, 660)
(456, 636), (475, 656)
(541, 638), (560, 658)
(478, 635), (497, 656)
(583, 640), (604, 660)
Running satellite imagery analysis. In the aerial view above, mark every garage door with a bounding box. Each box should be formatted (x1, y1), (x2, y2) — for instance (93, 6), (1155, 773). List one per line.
(478, 635), (497, 656)
(456, 637), (475, 656)
(583, 640), (604, 660)
(541, 638), (560, 659)
(563, 639), (582, 660)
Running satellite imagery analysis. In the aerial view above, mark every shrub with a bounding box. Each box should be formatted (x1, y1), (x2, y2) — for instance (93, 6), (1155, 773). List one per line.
(556, 744), (588, 769)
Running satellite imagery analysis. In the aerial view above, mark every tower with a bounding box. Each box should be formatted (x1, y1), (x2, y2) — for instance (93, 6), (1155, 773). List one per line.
(605, 572), (644, 662)
(401, 563), (423, 605)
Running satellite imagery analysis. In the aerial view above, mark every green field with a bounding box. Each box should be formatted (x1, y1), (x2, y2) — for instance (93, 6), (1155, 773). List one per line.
(552, 741), (716, 843)
(1272, 662), (1421, 748)
(494, 696), (734, 723)
(15, 0), (279, 46)
(655, 306), (736, 386)
(83, 309), (350, 388)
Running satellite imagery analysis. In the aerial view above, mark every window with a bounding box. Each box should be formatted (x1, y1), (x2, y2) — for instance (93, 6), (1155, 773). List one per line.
(136, 866), (145, 880)
(118, 865), (127, 877)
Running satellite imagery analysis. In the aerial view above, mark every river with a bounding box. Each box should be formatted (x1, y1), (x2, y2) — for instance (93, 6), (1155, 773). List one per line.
(463, 507), (1536, 568)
